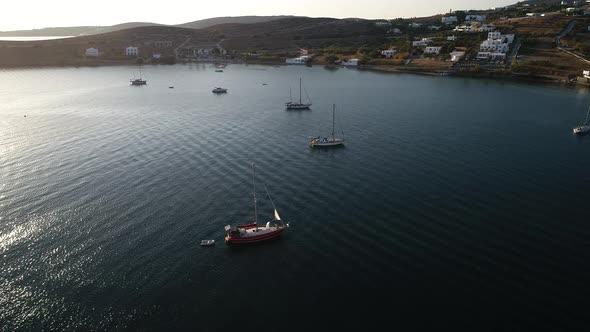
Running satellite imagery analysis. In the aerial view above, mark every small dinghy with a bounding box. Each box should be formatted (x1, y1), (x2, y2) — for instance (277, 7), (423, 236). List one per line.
(201, 239), (215, 246)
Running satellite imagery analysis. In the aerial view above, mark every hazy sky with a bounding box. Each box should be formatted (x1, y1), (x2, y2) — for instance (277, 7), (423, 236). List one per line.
(2, 0), (516, 31)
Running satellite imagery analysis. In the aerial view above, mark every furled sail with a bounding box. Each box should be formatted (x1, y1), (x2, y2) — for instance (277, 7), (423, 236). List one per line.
(274, 209), (281, 221)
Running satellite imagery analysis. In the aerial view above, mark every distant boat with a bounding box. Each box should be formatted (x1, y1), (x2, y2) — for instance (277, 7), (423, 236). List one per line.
(201, 239), (215, 246)
(224, 163), (288, 244)
(309, 104), (345, 147)
(130, 64), (147, 86)
(285, 77), (311, 110)
(215, 69), (223, 72)
(130, 78), (147, 86)
(212, 87), (227, 94)
(573, 105), (590, 135)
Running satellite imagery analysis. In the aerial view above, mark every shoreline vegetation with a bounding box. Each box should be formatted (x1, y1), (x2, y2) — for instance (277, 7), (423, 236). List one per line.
(0, 57), (573, 87)
(2, 2), (590, 87)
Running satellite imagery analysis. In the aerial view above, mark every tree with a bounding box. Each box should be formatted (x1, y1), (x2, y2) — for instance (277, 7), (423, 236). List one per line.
(326, 54), (339, 64)
(454, 11), (467, 23)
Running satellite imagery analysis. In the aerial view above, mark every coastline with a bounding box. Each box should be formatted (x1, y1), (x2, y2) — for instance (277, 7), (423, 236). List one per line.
(0, 57), (577, 87)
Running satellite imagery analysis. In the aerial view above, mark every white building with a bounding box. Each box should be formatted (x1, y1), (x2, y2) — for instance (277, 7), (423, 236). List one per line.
(388, 28), (402, 34)
(465, 14), (487, 22)
(381, 49), (397, 58)
(566, 8), (576, 13)
(477, 52), (492, 59)
(583, 70), (590, 79)
(375, 21), (391, 27)
(447, 35), (458, 41)
(428, 25), (441, 31)
(152, 53), (161, 59)
(454, 23), (480, 32)
(490, 52), (506, 59)
(424, 46), (442, 55)
(480, 39), (509, 53)
(85, 48), (99, 57)
(341, 58), (359, 66)
(441, 16), (458, 24)
(286, 56), (310, 65)
(412, 38), (433, 47)
(409, 23), (423, 28)
(488, 31), (502, 41)
(477, 52), (506, 60)
(450, 51), (466, 62)
(126, 46), (139, 56)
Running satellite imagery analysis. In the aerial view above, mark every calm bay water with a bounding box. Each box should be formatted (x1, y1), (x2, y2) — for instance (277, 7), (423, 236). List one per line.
(1, 64), (590, 330)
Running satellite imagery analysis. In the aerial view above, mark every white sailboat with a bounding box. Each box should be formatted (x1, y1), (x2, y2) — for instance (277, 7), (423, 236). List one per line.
(309, 104), (345, 147)
(285, 78), (312, 110)
(573, 105), (590, 135)
(130, 64), (147, 86)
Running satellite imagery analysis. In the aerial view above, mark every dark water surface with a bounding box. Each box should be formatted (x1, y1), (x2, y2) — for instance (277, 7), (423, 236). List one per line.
(1, 64), (590, 331)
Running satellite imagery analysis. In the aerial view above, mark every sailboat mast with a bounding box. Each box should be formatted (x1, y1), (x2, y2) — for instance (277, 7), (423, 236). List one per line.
(299, 78), (302, 104)
(252, 163), (258, 225)
(332, 104), (336, 138)
(586, 106), (590, 125)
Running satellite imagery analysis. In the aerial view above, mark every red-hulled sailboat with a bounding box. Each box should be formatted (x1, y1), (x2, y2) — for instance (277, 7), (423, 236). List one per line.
(224, 164), (288, 244)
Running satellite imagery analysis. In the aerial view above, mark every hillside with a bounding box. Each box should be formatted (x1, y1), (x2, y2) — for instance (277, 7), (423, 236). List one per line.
(177, 16), (296, 30)
(0, 22), (162, 37)
(205, 17), (380, 51)
(0, 26), (215, 67)
(0, 16), (297, 37)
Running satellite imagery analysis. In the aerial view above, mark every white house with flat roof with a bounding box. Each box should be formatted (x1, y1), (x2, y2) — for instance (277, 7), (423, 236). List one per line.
(126, 46), (139, 56)
(424, 46), (442, 55)
(286, 55), (309, 65)
(341, 58), (359, 66)
(477, 51), (506, 60)
(447, 35), (458, 41)
(381, 49), (397, 58)
(412, 38), (432, 47)
(480, 40), (509, 53)
(85, 48), (99, 57)
(488, 31), (502, 40)
(450, 51), (466, 62)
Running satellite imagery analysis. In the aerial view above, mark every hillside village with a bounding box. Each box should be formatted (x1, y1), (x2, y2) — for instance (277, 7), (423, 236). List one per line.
(3, 0), (590, 84)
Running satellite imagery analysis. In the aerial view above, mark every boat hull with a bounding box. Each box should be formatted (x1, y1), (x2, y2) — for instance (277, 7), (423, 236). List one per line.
(310, 138), (345, 147)
(285, 103), (311, 110)
(225, 227), (285, 244)
(573, 125), (590, 134)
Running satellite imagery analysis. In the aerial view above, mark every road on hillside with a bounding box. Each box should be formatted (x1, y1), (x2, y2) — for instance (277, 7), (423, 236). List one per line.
(556, 20), (576, 48)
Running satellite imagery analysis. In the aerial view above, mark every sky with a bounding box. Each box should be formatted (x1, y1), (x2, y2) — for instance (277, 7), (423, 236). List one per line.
(1, 0), (517, 31)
